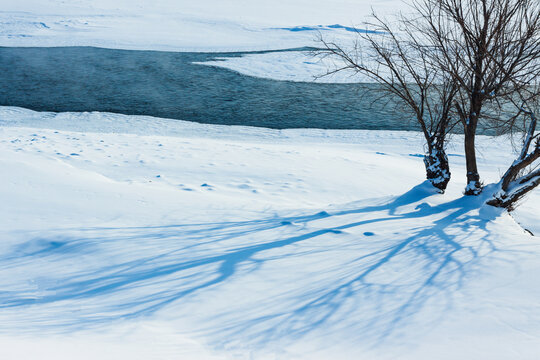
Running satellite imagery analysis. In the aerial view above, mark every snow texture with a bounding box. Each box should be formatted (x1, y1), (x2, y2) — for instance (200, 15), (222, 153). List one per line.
(0, 0), (400, 52)
(1, 107), (539, 359)
(1, 0), (539, 357)
(195, 51), (367, 83)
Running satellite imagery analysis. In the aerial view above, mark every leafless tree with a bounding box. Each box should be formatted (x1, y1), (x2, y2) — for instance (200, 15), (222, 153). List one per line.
(412, 0), (540, 195)
(321, 0), (539, 198)
(319, 15), (458, 192)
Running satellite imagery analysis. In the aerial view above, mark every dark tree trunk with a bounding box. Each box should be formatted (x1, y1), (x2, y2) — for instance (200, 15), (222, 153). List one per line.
(487, 108), (539, 210)
(424, 142), (451, 192)
(487, 172), (540, 210)
(463, 121), (482, 195)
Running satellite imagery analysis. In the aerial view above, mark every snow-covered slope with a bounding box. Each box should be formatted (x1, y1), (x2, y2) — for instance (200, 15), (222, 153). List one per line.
(1, 107), (539, 359)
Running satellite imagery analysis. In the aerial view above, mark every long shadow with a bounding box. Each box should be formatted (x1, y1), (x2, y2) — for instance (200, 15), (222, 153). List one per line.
(0, 182), (518, 346)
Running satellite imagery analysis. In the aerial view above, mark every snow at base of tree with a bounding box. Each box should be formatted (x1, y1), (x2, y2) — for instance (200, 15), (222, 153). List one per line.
(1, 107), (539, 360)
(464, 180), (483, 195)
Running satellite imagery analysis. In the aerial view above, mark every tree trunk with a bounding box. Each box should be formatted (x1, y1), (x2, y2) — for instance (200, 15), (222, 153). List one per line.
(463, 123), (482, 195)
(487, 108), (539, 210)
(424, 144), (451, 192)
(487, 169), (540, 210)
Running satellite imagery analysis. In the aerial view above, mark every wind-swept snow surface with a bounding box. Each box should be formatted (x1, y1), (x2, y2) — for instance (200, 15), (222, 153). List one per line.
(1, 107), (539, 359)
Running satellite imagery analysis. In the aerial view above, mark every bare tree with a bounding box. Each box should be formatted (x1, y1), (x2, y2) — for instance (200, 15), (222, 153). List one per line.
(319, 15), (458, 192)
(412, 0), (540, 195)
(322, 0), (539, 195)
(321, 0), (540, 203)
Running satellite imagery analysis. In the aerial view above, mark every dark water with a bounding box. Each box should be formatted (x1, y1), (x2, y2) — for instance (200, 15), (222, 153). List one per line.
(0, 46), (418, 130)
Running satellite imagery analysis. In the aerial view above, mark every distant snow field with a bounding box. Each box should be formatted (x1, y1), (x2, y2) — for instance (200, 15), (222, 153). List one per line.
(1, 107), (539, 359)
(0, 0), (397, 52)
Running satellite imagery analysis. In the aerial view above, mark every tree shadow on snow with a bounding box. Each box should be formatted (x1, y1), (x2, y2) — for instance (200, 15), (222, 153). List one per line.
(0, 181), (523, 348)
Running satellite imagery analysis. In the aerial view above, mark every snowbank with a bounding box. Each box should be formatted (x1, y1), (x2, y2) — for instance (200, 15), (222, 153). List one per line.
(1, 107), (539, 359)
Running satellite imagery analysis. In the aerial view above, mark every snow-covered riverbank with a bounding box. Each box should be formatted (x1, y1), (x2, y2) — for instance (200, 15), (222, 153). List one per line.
(0, 0), (395, 83)
(0, 0), (399, 52)
(1, 107), (539, 359)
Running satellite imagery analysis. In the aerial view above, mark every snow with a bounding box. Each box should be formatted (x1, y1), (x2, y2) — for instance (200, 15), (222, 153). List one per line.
(1, 106), (540, 359)
(0, 0), (400, 52)
(1, 0), (539, 357)
(195, 51), (365, 83)
(0, 0), (395, 82)
(0, 0), (390, 83)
